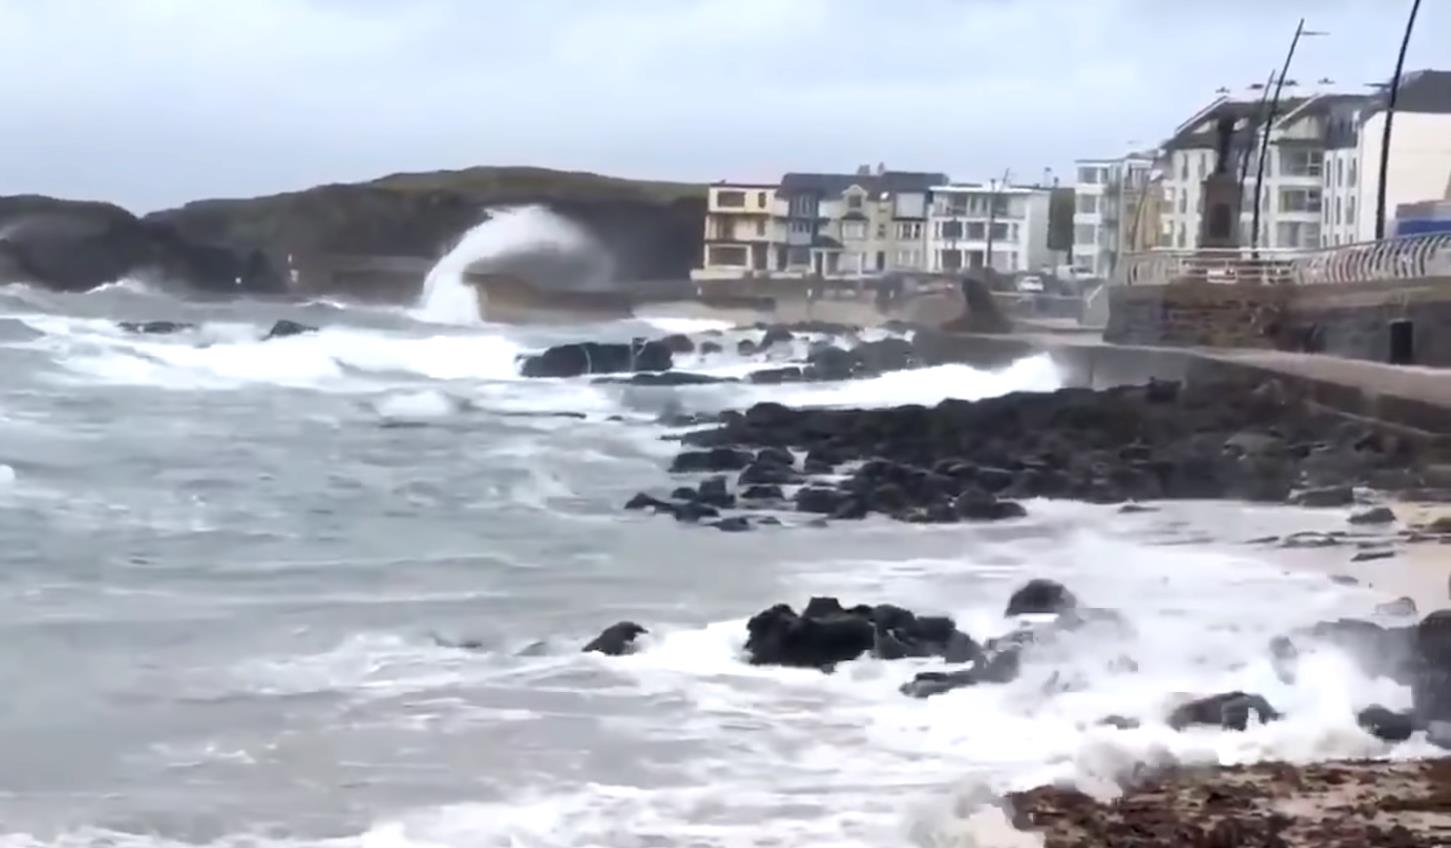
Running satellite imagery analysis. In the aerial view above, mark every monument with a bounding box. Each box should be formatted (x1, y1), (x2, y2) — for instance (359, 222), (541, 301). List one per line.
(1198, 116), (1243, 249)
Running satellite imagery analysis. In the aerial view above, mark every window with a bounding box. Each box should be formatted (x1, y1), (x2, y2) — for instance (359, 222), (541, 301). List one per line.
(896, 249), (920, 268)
(790, 220), (812, 235)
(756, 219), (766, 237)
(877, 224), (887, 239)
(846, 194), (864, 210)
(1077, 166), (1101, 184)
(1010, 223), (1021, 242)
(1177, 224), (1186, 248)
(1197, 153), (1207, 180)
(756, 191), (768, 208)
(787, 247), (810, 266)
(1335, 197), (1342, 226)
(990, 222), (1008, 240)
(939, 221), (964, 239)
(1347, 196), (1357, 226)
(1077, 194), (1099, 214)
(716, 190), (746, 208)
(966, 222), (986, 240)
(1279, 148), (1322, 178)
(1349, 159), (1358, 186)
(896, 221), (922, 240)
(1075, 224), (1096, 244)
(940, 249), (963, 270)
(1275, 222), (1320, 248)
(707, 245), (748, 266)
(789, 195), (815, 217)
(1180, 155), (1188, 181)
(842, 221), (867, 240)
(1279, 188), (1323, 213)
(1337, 159), (1344, 187)
(1178, 192), (1187, 214)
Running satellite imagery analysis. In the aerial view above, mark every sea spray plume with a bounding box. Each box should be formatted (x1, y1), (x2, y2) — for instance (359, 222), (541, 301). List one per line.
(416, 205), (613, 324)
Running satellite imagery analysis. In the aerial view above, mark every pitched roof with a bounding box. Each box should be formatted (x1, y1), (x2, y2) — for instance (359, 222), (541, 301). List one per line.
(1363, 69), (1451, 120)
(1162, 97), (1310, 150)
(780, 171), (949, 196)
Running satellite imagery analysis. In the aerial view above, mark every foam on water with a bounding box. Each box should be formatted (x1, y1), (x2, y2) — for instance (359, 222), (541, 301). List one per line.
(415, 206), (602, 326)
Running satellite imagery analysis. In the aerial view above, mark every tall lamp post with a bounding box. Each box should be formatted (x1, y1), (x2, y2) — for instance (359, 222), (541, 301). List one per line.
(1375, 0), (1424, 240)
(1251, 18), (1328, 252)
(1238, 71), (1279, 231)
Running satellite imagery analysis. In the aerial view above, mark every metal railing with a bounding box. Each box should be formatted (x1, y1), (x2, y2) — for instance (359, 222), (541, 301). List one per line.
(1289, 232), (1451, 284)
(1117, 233), (1451, 286)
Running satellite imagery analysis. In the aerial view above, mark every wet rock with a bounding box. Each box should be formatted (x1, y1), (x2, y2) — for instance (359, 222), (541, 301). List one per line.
(738, 462), (801, 486)
(755, 446), (795, 468)
(624, 492), (673, 512)
(1005, 579), (1078, 617)
(1331, 574), (1360, 585)
(670, 486), (697, 501)
(1117, 503), (1158, 514)
(583, 621), (647, 656)
(1291, 485), (1355, 508)
(795, 486), (848, 515)
(672, 501), (720, 523)
(1097, 715), (1141, 730)
(758, 326), (794, 350)
(595, 371), (732, 386)
(695, 475), (735, 509)
(658, 333), (695, 353)
(740, 484), (784, 501)
(899, 648), (1022, 698)
(671, 448), (753, 473)
(1358, 705), (1418, 742)
(748, 367), (804, 385)
(955, 492), (1027, 521)
(118, 320), (195, 334)
(711, 516), (752, 533)
(1352, 550), (1397, 563)
(1350, 506), (1397, 525)
(263, 319), (318, 340)
(744, 602), (875, 669)
(1167, 691), (1281, 731)
(521, 340), (672, 378)
(736, 339), (757, 356)
(829, 498), (869, 520)
(1377, 597), (1419, 617)
(699, 340), (723, 355)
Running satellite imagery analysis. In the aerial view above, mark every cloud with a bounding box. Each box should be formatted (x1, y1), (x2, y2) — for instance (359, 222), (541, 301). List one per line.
(0, 0), (1448, 211)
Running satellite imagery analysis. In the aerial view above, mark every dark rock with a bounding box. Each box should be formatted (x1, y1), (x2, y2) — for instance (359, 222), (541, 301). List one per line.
(1167, 691), (1281, 731)
(1376, 597), (1418, 617)
(658, 333), (695, 353)
(804, 346), (858, 381)
(118, 320), (195, 334)
(744, 603), (874, 669)
(696, 475), (735, 509)
(755, 447), (796, 468)
(1005, 579), (1078, 617)
(624, 492), (672, 511)
(521, 340), (672, 378)
(829, 498), (869, 520)
(748, 367), (804, 385)
(759, 326), (794, 350)
(711, 516), (752, 533)
(583, 621), (648, 656)
(1292, 485), (1355, 508)
(672, 501), (720, 522)
(1331, 575), (1360, 585)
(1349, 506), (1397, 525)
(1117, 503), (1158, 514)
(1357, 705), (1418, 742)
(803, 458), (835, 475)
(1098, 715), (1141, 730)
(1144, 378), (1180, 403)
(1301, 618), (1418, 684)
(741, 484), (784, 501)
(595, 371), (732, 386)
(671, 448), (753, 473)
(736, 339), (757, 356)
(738, 462), (801, 486)
(263, 319), (318, 340)
(670, 486), (697, 500)
(899, 647), (1022, 698)
(954, 490), (1028, 522)
(700, 340), (723, 355)
(975, 467), (1016, 493)
(1351, 550), (1396, 563)
(795, 486), (847, 515)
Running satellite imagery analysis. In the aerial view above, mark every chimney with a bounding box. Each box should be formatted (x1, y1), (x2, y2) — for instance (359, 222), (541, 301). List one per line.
(856, 164), (872, 176)
(876, 162), (886, 176)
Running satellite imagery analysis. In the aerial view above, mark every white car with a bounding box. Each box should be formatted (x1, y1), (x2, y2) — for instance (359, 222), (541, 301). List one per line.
(1016, 275), (1045, 293)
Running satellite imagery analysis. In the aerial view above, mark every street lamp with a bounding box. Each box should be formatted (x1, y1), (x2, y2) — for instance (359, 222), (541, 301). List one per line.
(1250, 18), (1329, 252)
(1238, 69), (1279, 224)
(1375, 0), (1424, 240)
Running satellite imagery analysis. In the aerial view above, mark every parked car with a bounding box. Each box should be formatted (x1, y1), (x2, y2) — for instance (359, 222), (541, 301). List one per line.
(1016, 274), (1045, 293)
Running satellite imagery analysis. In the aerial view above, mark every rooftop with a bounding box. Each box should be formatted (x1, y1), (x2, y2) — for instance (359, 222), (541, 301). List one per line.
(779, 171), (949, 197)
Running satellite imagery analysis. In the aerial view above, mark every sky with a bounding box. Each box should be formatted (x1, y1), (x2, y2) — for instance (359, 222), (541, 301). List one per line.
(1, 0), (1448, 213)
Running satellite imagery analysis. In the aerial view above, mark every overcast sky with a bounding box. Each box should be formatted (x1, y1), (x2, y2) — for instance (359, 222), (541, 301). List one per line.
(1, 0), (1447, 213)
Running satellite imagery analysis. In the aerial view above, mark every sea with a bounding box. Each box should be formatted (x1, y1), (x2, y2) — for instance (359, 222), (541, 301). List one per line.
(0, 208), (1436, 847)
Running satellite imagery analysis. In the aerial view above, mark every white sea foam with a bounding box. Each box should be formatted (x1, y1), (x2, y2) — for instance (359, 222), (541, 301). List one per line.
(0, 464), (14, 486)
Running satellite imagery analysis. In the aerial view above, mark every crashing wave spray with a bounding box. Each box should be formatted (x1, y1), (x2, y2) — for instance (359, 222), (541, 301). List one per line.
(415, 205), (608, 325)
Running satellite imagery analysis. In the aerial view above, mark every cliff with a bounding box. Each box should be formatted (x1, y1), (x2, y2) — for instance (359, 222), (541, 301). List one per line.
(0, 195), (282, 294)
(1, 167), (705, 299)
(145, 166), (706, 301)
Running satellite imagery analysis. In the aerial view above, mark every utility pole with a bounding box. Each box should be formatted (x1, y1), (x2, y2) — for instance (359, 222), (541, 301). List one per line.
(1251, 19), (1328, 252)
(1238, 70), (1279, 243)
(984, 168), (1011, 275)
(1376, 0), (1424, 240)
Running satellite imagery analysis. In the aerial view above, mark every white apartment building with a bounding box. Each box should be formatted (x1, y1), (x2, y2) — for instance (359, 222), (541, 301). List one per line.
(1073, 153), (1155, 276)
(692, 169), (945, 280)
(1327, 70), (1451, 244)
(925, 184), (1051, 274)
(1154, 70), (1451, 253)
(694, 182), (783, 279)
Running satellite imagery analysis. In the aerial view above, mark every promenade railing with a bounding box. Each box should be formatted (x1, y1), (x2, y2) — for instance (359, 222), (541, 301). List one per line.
(1117, 233), (1451, 287)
